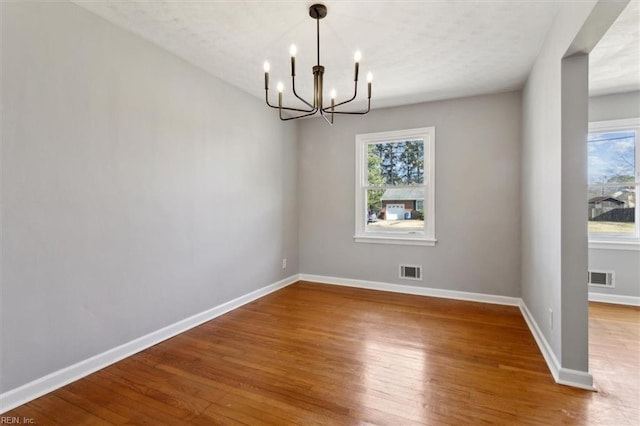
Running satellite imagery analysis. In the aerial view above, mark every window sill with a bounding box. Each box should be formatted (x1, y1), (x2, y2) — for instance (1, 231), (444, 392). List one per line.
(588, 240), (640, 251)
(354, 235), (437, 246)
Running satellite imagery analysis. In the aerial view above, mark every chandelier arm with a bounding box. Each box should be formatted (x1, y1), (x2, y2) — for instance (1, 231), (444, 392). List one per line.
(330, 83), (359, 109)
(266, 90), (315, 112)
(279, 108), (319, 121)
(292, 76), (315, 109)
(321, 99), (371, 115)
(319, 108), (334, 125)
(278, 105), (317, 113)
(265, 90), (278, 109)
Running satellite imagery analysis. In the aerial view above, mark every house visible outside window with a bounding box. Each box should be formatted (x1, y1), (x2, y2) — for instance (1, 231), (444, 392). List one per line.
(588, 118), (640, 248)
(355, 127), (435, 246)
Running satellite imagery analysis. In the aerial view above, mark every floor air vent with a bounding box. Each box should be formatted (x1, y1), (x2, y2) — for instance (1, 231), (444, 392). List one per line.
(588, 270), (614, 288)
(400, 265), (422, 280)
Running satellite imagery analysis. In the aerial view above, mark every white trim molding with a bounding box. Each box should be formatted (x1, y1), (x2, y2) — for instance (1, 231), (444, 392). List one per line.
(0, 274), (299, 414)
(302, 274), (593, 390)
(557, 368), (597, 391)
(588, 241), (640, 251)
(589, 292), (640, 306)
(518, 301), (561, 380)
(353, 235), (437, 246)
(354, 126), (436, 246)
(519, 301), (595, 391)
(299, 274), (521, 306)
(589, 117), (640, 132)
(588, 117), (640, 244)
(2, 273), (602, 413)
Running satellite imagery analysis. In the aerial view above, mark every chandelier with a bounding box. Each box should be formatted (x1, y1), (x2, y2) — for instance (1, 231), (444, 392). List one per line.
(263, 4), (372, 124)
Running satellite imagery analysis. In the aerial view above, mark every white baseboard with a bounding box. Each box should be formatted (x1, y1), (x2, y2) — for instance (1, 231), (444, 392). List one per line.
(589, 292), (640, 306)
(557, 367), (596, 390)
(299, 273), (521, 306)
(0, 274), (299, 414)
(3, 273), (600, 413)
(518, 302), (562, 381)
(519, 301), (595, 391)
(300, 274), (596, 391)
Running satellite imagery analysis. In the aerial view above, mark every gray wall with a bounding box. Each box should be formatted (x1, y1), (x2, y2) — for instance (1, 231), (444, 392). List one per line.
(1, 1), (298, 392)
(521, 0), (597, 373)
(588, 91), (640, 299)
(299, 92), (522, 297)
(560, 53), (590, 372)
(589, 91), (640, 122)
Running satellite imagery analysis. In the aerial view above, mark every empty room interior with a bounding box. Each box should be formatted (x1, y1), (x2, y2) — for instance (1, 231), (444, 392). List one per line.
(1, 0), (639, 424)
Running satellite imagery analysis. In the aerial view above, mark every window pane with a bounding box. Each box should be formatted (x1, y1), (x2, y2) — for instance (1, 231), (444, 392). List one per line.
(368, 140), (424, 186)
(366, 189), (424, 233)
(588, 131), (636, 184)
(588, 185), (636, 235)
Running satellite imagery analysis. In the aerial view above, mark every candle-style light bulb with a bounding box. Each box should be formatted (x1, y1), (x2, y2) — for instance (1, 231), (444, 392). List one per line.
(277, 82), (283, 107)
(367, 72), (373, 83)
(264, 61), (270, 90)
(330, 89), (336, 115)
(354, 51), (362, 81)
(290, 45), (297, 76)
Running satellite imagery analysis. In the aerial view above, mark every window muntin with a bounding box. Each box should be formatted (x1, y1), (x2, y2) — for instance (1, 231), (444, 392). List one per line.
(588, 119), (639, 244)
(355, 127), (435, 246)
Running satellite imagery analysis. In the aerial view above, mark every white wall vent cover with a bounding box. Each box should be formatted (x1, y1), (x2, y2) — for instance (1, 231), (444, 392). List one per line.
(400, 265), (422, 280)
(588, 270), (615, 288)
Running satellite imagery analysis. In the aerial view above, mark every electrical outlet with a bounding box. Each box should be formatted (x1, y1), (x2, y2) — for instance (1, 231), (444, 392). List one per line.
(549, 308), (553, 330)
(282, 258), (287, 269)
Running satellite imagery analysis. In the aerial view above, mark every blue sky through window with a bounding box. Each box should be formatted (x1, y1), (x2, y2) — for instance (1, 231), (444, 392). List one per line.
(588, 131), (636, 184)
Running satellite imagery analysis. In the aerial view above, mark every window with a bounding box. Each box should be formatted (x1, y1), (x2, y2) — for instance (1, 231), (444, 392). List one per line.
(355, 127), (435, 246)
(588, 118), (640, 248)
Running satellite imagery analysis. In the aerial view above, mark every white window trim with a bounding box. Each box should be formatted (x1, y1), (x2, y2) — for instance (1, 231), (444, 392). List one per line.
(588, 241), (640, 251)
(354, 127), (436, 246)
(588, 117), (640, 249)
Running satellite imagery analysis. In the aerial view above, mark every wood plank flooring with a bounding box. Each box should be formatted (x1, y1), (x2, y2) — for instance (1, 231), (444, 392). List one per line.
(4, 281), (639, 425)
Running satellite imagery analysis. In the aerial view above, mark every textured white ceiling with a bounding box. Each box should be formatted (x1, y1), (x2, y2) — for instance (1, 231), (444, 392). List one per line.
(589, 0), (640, 97)
(72, 0), (637, 110)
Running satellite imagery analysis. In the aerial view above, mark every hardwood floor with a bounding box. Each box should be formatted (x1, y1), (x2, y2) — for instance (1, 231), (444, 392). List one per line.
(588, 302), (640, 424)
(4, 282), (639, 425)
